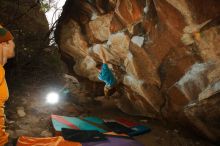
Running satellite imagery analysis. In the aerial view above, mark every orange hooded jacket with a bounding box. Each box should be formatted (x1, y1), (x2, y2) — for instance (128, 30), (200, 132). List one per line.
(0, 64), (9, 145)
(17, 136), (82, 146)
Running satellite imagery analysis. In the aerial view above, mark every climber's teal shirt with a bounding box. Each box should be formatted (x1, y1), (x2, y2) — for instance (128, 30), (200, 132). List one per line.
(98, 64), (116, 87)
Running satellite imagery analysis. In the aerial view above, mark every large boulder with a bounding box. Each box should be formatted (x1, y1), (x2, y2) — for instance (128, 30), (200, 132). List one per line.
(55, 0), (220, 142)
(86, 14), (113, 43)
(184, 93), (220, 141)
(59, 20), (88, 59)
(114, 0), (143, 26)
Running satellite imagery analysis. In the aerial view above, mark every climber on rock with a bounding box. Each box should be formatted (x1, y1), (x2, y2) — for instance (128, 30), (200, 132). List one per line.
(97, 48), (116, 99)
(0, 25), (15, 145)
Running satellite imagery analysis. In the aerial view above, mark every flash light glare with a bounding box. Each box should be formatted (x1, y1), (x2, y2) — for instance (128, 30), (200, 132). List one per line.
(46, 92), (59, 104)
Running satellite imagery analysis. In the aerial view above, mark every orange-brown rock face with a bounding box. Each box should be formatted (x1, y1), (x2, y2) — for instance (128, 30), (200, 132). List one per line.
(55, 0), (220, 141)
(86, 14), (113, 43)
(115, 0), (143, 26)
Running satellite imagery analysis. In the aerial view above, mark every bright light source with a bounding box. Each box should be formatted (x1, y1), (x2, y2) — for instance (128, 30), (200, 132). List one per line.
(46, 92), (59, 104)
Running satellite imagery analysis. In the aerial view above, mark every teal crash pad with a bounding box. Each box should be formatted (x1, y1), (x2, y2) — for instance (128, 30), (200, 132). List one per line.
(51, 115), (107, 133)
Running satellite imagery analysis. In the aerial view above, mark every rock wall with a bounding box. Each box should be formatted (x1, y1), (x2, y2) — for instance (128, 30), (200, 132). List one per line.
(55, 0), (220, 141)
(0, 0), (49, 88)
(0, 0), (49, 70)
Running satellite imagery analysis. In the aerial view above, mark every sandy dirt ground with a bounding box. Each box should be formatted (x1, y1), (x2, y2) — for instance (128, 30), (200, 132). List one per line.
(4, 80), (215, 146)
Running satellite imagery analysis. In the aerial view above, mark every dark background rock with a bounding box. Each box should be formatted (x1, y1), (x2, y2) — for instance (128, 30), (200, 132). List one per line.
(0, 0), (49, 86)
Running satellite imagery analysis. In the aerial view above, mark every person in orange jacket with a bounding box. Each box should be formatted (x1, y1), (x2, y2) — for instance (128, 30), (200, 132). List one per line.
(0, 25), (15, 145)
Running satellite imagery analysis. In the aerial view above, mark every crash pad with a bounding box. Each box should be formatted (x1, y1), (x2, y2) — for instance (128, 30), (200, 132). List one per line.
(62, 128), (107, 142)
(51, 115), (107, 134)
(104, 121), (134, 134)
(83, 117), (104, 125)
(129, 125), (151, 136)
(82, 136), (144, 146)
(114, 118), (150, 136)
(115, 118), (138, 127)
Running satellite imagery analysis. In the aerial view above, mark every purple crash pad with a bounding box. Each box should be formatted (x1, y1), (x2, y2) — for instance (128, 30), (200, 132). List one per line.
(82, 136), (144, 146)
